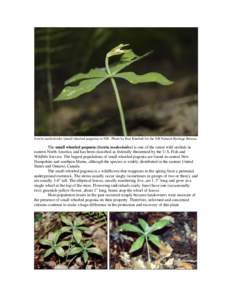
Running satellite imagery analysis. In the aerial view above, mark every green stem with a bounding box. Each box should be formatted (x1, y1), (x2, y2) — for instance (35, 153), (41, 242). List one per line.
(105, 56), (128, 136)
(46, 28), (53, 113)
(145, 235), (151, 262)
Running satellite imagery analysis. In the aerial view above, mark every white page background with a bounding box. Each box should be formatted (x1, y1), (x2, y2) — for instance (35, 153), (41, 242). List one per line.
(1, 0), (231, 299)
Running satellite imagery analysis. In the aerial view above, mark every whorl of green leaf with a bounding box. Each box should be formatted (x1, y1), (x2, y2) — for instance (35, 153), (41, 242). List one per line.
(54, 43), (173, 102)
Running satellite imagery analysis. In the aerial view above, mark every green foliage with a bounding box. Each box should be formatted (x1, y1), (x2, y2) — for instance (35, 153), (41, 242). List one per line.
(34, 212), (43, 222)
(68, 239), (102, 264)
(38, 214), (104, 268)
(54, 43), (173, 136)
(83, 212), (107, 222)
(54, 44), (172, 102)
(39, 230), (70, 258)
(119, 216), (173, 261)
(60, 215), (89, 243)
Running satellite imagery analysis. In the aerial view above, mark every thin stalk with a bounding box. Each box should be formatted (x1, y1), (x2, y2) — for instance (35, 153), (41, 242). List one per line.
(65, 234), (73, 263)
(105, 56), (128, 136)
(145, 235), (151, 262)
(68, 254), (78, 268)
(46, 28), (53, 113)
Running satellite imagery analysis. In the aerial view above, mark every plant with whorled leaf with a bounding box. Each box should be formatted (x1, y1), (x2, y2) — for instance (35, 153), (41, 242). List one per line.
(39, 230), (70, 258)
(54, 44), (173, 136)
(119, 217), (172, 262)
(68, 238), (102, 265)
(60, 215), (89, 243)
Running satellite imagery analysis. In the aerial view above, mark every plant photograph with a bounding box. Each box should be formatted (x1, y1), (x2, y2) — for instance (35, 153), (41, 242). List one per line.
(110, 212), (197, 270)
(34, 212), (107, 269)
(35, 27), (198, 136)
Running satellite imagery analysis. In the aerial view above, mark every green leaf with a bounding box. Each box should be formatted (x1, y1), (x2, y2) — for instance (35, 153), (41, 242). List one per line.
(120, 223), (144, 234)
(148, 234), (161, 247)
(149, 218), (171, 233)
(138, 218), (150, 232)
(115, 72), (173, 85)
(73, 217), (84, 227)
(68, 247), (82, 256)
(34, 212), (43, 222)
(110, 51), (152, 75)
(53, 230), (61, 244)
(60, 215), (73, 226)
(39, 239), (52, 246)
(82, 250), (89, 263)
(44, 248), (54, 258)
(58, 240), (71, 247)
(87, 247), (103, 256)
(59, 226), (71, 234)
(85, 240), (93, 248)
(65, 68), (107, 85)
(78, 226), (89, 231)
(54, 78), (106, 101)
(55, 246), (65, 257)
(129, 235), (145, 253)
(73, 230), (82, 243)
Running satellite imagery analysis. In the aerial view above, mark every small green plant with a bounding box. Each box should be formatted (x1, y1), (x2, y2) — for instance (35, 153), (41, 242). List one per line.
(60, 215), (89, 243)
(54, 44), (173, 136)
(119, 217), (172, 262)
(68, 238), (102, 265)
(39, 230), (70, 258)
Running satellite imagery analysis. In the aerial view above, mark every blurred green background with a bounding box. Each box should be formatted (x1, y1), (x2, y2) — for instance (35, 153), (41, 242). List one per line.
(34, 27), (198, 136)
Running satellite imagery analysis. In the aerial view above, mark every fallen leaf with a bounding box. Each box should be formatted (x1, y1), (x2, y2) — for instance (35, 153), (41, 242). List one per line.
(54, 264), (68, 270)
(45, 261), (56, 268)
(114, 262), (124, 269)
(176, 260), (193, 270)
(132, 258), (146, 270)
(159, 241), (173, 258)
(92, 228), (107, 252)
(171, 235), (182, 241)
(164, 258), (174, 268)
(120, 252), (131, 265)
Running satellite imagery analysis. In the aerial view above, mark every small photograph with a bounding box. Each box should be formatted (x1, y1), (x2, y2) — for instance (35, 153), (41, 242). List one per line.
(110, 212), (197, 270)
(34, 212), (107, 269)
(35, 27), (197, 136)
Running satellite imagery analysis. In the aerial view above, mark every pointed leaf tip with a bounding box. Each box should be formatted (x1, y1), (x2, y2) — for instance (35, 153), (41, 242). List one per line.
(54, 77), (106, 101)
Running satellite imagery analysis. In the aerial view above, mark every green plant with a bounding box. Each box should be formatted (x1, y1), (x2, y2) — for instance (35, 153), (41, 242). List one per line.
(60, 215), (89, 243)
(39, 230), (70, 258)
(68, 239), (102, 265)
(119, 217), (172, 262)
(54, 43), (173, 136)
